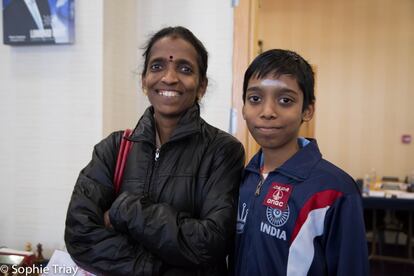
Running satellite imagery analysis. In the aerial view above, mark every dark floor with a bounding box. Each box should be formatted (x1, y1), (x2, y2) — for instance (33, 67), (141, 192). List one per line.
(370, 260), (414, 276)
(369, 243), (414, 276)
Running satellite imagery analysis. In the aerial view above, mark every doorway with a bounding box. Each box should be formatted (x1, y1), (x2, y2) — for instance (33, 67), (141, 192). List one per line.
(232, 0), (316, 160)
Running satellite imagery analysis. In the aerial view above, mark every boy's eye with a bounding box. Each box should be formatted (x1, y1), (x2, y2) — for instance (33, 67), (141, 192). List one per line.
(279, 97), (293, 105)
(247, 95), (262, 103)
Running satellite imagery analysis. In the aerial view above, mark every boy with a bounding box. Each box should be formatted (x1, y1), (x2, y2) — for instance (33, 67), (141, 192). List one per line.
(234, 49), (368, 275)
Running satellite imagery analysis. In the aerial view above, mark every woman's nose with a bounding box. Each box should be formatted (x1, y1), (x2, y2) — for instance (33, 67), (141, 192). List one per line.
(161, 66), (178, 84)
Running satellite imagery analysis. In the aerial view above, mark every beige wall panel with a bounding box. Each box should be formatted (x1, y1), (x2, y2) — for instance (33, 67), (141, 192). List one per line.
(103, 0), (140, 136)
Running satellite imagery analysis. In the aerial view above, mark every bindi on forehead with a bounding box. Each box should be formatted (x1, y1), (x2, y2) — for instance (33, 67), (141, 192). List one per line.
(169, 55), (174, 62)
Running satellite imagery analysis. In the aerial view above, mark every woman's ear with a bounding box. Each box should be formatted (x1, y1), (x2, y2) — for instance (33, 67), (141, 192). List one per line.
(302, 103), (315, 122)
(141, 74), (147, 95)
(197, 79), (208, 100)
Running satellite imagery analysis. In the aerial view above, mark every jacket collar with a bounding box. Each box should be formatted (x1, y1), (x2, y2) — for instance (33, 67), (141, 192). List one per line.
(129, 104), (202, 145)
(245, 139), (322, 181)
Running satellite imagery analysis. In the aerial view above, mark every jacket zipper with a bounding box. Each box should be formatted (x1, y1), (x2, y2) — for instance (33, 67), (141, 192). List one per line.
(145, 147), (161, 196)
(155, 148), (160, 161)
(241, 175), (263, 273)
(255, 177), (264, 196)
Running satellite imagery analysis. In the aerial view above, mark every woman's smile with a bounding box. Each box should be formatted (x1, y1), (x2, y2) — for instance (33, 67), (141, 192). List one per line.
(156, 89), (182, 97)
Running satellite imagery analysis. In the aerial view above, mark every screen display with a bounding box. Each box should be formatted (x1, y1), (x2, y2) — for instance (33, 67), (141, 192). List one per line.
(2, 0), (75, 45)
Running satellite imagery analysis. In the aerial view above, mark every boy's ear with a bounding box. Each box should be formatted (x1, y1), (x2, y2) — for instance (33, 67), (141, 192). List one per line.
(302, 103), (315, 122)
(242, 105), (246, 120)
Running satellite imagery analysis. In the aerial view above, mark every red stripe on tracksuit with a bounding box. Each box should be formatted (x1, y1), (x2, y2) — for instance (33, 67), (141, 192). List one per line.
(290, 189), (343, 244)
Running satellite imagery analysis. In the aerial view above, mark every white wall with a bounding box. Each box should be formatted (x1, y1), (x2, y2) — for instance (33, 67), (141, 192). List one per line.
(0, 0), (104, 256)
(136, 0), (234, 132)
(0, 0), (234, 257)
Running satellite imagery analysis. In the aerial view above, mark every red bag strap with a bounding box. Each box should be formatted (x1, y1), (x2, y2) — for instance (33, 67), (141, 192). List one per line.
(114, 129), (133, 195)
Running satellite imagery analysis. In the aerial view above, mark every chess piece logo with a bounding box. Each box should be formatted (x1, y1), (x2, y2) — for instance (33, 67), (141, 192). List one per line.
(236, 203), (249, 233)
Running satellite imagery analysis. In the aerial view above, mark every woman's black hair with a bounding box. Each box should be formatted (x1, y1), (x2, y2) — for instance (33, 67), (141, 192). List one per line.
(243, 49), (315, 111)
(142, 26), (208, 83)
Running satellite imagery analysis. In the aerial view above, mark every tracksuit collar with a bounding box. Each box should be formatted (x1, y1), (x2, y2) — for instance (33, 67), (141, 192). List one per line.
(245, 138), (322, 181)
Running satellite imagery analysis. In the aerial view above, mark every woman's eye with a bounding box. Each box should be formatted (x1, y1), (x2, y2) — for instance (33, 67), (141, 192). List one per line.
(179, 65), (193, 74)
(149, 63), (163, 71)
(247, 95), (261, 103)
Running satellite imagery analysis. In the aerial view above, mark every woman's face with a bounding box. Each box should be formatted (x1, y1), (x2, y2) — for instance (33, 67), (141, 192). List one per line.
(142, 36), (206, 120)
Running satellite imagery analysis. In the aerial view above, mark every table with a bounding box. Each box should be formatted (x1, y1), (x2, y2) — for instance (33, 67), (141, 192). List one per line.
(362, 196), (414, 264)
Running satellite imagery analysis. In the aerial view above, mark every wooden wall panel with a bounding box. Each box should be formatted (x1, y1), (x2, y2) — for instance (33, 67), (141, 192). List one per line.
(251, 0), (414, 179)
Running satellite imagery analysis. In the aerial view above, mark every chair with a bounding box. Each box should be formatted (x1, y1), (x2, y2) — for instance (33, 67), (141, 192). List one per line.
(376, 177), (410, 259)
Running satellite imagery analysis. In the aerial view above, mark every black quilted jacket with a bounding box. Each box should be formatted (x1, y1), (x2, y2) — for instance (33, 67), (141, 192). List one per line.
(65, 104), (245, 275)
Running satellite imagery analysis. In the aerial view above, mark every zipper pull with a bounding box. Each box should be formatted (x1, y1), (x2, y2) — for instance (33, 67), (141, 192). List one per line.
(255, 178), (264, 196)
(154, 148), (160, 161)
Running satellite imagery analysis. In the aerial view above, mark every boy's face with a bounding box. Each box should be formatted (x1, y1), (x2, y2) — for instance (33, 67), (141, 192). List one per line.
(242, 74), (314, 152)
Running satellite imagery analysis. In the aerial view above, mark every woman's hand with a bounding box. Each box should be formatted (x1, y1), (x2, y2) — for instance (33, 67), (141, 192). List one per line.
(104, 210), (113, 229)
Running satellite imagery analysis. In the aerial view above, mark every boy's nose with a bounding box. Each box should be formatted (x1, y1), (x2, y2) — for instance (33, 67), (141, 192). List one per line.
(161, 66), (178, 84)
(260, 101), (277, 120)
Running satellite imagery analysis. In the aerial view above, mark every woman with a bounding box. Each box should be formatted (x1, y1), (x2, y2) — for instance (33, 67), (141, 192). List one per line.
(64, 26), (245, 275)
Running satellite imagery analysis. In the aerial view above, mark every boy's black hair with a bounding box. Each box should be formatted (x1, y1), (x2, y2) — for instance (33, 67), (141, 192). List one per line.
(142, 26), (208, 83)
(243, 49), (315, 111)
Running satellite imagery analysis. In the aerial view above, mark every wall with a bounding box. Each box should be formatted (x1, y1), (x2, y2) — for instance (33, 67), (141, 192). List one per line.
(103, 0), (139, 135)
(102, 0), (235, 135)
(0, 1), (104, 256)
(0, 0), (235, 257)
(136, 0), (235, 132)
(258, 0), (414, 179)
